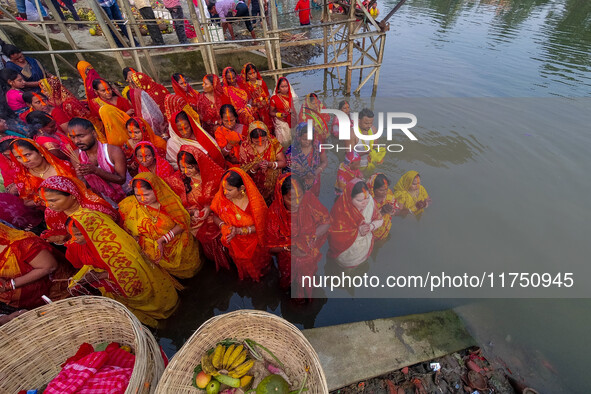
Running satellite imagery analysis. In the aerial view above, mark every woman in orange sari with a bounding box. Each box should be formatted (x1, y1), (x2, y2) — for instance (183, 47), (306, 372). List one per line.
(195, 74), (231, 135)
(171, 73), (199, 109)
(39, 175), (119, 245)
(10, 138), (76, 206)
(239, 121), (286, 204)
(119, 173), (202, 279)
(215, 104), (246, 164)
(269, 77), (298, 147)
(266, 174), (329, 297)
(328, 179), (383, 269)
(134, 141), (185, 199)
(240, 63), (272, 131)
(367, 173), (401, 240)
(124, 68), (169, 116)
(123, 117), (167, 170)
(221, 67), (255, 127)
(77, 61), (101, 117)
(167, 110), (225, 169)
(0, 223), (69, 311)
(39, 76), (105, 143)
(211, 169), (270, 281)
(299, 93), (330, 143)
(177, 145), (232, 271)
(92, 78), (134, 116)
(64, 211), (179, 328)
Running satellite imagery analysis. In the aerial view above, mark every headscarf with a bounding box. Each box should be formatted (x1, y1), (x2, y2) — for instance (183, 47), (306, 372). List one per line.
(171, 74), (199, 108)
(240, 63), (269, 93)
(76, 61), (101, 113)
(211, 168), (268, 246)
(131, 172), (190, 232)
(127, 117), (167, 155)
(272, 77), (297, 125)
(299, 93), (330, 142)
(135, 141), (174, 177)
(177, 144), (225, 207)
(168, 110), (224, 168)
(0, 136), (19, 186)
(0, 222), (36, 245)
(393, 170), (429, 213)
(127, 69), (169, 114)
(99, 104), (131, 147)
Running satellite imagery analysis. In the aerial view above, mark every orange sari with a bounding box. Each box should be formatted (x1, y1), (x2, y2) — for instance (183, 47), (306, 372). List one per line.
(119, 172), (202, 279)
(211, 169), (270, 281)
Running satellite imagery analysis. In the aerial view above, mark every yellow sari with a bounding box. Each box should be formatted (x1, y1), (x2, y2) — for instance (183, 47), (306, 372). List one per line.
(68, 208), (179, 327)
(119, 173), (202, 279)
(367, 173), (396, 240)
(393, 170), (430, 215)
(98, 104), (131, 147)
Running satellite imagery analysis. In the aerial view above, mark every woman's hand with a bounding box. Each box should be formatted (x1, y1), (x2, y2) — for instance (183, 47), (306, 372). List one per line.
(225, 226), (239, 243)
(358, 223), (371, 236)
(260, 161), (269, 172)
(381, 204), (394, 215)
(5, 184), (18, 195)
(0, 278), (13, 294)
(45, 234), (70, 244)
(126, 109), (135, 116)
(156, 237), (167, 261)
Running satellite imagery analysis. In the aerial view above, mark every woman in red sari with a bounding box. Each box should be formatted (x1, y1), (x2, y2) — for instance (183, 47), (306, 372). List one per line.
(10, 138), (76, 206)
(266, 174), (330, 297)
(134, 141), (185, 199)
(270, 77), (298, 147)
(0, 223), (69, 312)
(328, 179), (383, 269)
(298, 93), (331, 143)
(221, 67), (256, 127)
(127, 88), (167, 137)
(177, 145), (232, 271)
(123, 117), (167, 171)
(77, 61), (101, 117)
(240, 63), (272, 131)
(215, 104), (246, 164)
(26, 111), (76, 161)
(124, 67), (169, 116)
(171, 73), (199, 109)
(367, 173), (401, 240)
(39, 175), (119, 245)
(211, 169), (270, 281)
(0, 137), (18, 192)
(195, 74), (230, 136)
(167, 110), (225, 169)
(239, 121), (286, 204)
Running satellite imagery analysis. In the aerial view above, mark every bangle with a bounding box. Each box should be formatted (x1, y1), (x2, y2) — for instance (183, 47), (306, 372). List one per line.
(163, 230), (174, 243)
(218, 221), (226, 229)
(241, 227), (248, 235)
(10, 279), (16, 290)
(273, 162), (278, 169)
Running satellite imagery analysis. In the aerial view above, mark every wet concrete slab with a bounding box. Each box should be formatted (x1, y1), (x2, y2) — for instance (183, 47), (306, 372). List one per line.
(302, 309), (477, 391)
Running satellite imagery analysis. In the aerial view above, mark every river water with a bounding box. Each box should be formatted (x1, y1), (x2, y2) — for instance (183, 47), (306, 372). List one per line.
(158, 1), (591, 392)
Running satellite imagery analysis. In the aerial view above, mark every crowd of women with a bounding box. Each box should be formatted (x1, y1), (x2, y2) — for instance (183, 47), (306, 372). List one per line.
(0, 47), (430, 327)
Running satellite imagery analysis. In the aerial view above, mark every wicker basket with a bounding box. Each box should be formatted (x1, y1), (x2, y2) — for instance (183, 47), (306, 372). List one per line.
(156, 309), (328, 393)
(0, 296), (164, 394)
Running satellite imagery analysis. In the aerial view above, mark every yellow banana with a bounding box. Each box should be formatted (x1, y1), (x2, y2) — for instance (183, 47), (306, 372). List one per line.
(222, 344), (235, 369)
(211, 344), (225, 369)
(228, 359), (254, 378)
(226, 345), (244, 368)
(201, 353), (218, 376)
(228, 349), (248, 370)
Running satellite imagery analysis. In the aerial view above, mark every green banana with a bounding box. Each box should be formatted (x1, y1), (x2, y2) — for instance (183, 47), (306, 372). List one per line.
(214, 373), (241, 388)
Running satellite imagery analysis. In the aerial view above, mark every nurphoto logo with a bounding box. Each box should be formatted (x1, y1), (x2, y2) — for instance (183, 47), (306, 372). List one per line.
(308, 109), (419, 153)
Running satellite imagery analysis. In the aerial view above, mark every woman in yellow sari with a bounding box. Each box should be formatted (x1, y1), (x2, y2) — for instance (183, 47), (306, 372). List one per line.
(393, 170), (431, 216)
(64, 211), (179, 328)
(367, 173), (402, 240)
(119, 172), (202, 279)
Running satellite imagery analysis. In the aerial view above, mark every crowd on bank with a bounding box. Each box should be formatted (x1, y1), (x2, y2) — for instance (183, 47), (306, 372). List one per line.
(0, 45), (429, 327)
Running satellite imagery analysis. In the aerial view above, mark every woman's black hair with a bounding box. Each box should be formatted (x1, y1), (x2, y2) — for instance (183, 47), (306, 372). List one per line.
(281, 175), (292, 196)
(175, 111), (189, 124)
(219, 104), (238, 120)
(204, 74), (214, 85)
(177, 151), (199, 193)
(309, 93), (318, 99)
(249, 128), (267, 139)
(132, 179), (153, 191)
(92, 78), (110, 91)
(373, 173), (389, 191)
(25, 110), (53, 128)
(122, 67), (132, 80)
(224, 170), (244, 189)
(277, 77), (288, 88)
(64, 216), (76, 230)
(172, 73), (184, 83)
(351, 180), (369, 198)
(11, 138), (38, 152)
(126, 118), (140, 129)
(42, 187), (71, 197)
(245, 63), (258, 76)
(134, 143), (155, 156)
(3, 45), (21, 58)
(224, 67), (236, 78)
(0, 68), (20, 84)
(0, 138), (16, 152)
(338, 100), (349, 110)
(22, 91), (48, 105)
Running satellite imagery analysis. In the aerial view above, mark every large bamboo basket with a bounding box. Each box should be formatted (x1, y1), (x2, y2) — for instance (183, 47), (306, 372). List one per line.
(0, 296), (164, 394)
(156, 309), (328, 393)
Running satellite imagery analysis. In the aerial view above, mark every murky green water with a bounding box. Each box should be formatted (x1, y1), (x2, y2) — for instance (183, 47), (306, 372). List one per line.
(157, 1), (591, 392)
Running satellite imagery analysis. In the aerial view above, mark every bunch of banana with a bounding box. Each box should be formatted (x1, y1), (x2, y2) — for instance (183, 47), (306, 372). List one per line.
(203, 344), (255, 379)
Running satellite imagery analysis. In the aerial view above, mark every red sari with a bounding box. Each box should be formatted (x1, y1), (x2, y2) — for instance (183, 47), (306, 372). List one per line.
(171, 75), (199, 108)
(0, 136), (18, 186)
(135, 141), (185, 200)
(240, 63), (273, 131)
(77, 61), (101, 117)
(195, 75), (230, 136)
(34, 132), (77, 154)
(39, 175), (119, 240)
(266, 174), (329, 297)
(128, 69), (169, 115)
(298, 94), (331, 143)
(210, 169), (270, 281)
(221, 67), (256, 126)
(122, 117), (167, 162)
(177, 145), (231, 271)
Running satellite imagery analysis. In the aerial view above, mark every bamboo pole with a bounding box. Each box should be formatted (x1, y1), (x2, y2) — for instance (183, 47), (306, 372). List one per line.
(269, 0), (282, 73)
(87, 0), (126, 68)
(42, 0), (85, 62)
(344, 0), (356, 94)
(186, 0), (212, 75)
(371, 33), (386, 95)
(260, 2), (276, 81)
(195, 0), (218, 74)
(31, 0), (60, 78)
